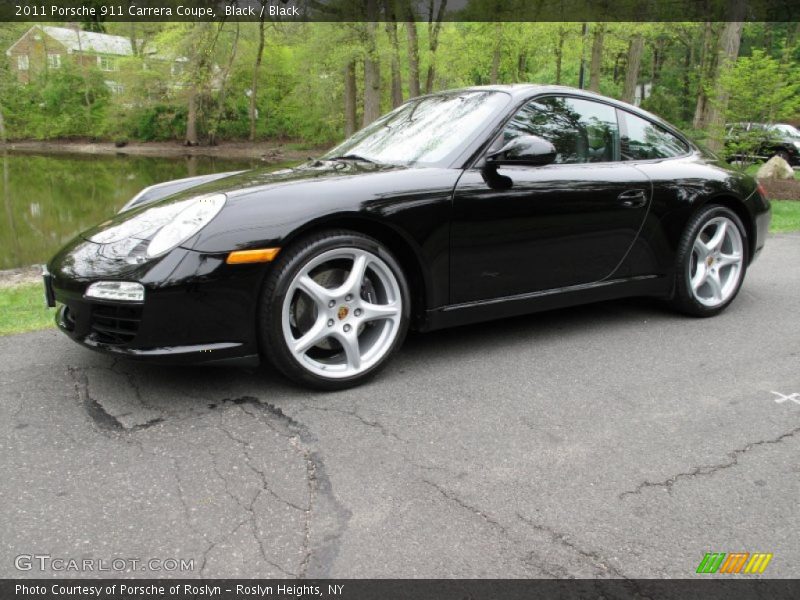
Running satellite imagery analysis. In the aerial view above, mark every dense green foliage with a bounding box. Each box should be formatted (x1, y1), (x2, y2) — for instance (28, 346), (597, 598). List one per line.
(0, 21), (798, 145)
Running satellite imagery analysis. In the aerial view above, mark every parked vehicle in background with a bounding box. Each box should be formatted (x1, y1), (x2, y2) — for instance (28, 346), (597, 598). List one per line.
(725, 122), (800, 166)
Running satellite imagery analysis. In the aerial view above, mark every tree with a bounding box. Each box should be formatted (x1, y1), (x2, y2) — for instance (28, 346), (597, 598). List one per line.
(362, 15), (381, 126)
(588, 23), (605, 92)
(622, 32), (644, 103)
(384, 0), (404, 108)
(405, 5), (421, 97)
(424, 0), (447, 93)
(249, 14), (267, 141)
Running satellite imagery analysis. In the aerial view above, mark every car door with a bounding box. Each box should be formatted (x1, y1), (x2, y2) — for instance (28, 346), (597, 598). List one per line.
(450, 95), (652, 304)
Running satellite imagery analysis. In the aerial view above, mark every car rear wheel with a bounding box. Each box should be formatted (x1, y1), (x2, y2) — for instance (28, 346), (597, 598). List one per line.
(260, 230), (410, 390)
(774, 149), (791, 163)
(671, 205), (748, 317)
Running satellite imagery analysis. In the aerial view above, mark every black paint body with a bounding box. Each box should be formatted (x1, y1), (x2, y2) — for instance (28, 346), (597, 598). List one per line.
(47, 85), (771, 365)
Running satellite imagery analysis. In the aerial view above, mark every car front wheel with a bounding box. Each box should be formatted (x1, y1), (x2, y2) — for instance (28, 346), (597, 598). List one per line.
(260, 230), (410, 390)
(671, 205), (748, 317)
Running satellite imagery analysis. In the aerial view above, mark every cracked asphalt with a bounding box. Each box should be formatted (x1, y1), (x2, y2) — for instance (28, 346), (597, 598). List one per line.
(1, 233), (798, 579)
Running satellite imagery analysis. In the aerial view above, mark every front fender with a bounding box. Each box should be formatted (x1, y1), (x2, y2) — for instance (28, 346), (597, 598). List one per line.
(119, 171), (245, 213)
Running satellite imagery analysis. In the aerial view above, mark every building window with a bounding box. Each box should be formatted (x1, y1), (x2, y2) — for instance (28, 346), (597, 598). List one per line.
(47, 53), (61, 69)
(105, 81), (124, 94)
(17, 55), (29, 71)
(97, 56), (116, 71)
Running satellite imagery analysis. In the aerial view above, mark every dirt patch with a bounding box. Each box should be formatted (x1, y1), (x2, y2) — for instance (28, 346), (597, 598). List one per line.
(758, 177), (800, 201)
(0, 265), (43, 289)
(0, 139), (330, 162)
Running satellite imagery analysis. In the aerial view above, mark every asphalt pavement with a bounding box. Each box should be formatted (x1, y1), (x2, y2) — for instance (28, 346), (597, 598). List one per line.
(1, 233), (798, 579)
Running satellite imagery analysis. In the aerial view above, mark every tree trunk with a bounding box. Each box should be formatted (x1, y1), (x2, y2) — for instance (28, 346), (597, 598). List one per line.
(424, 0), (447, 93)
(72, 25), (93, 131)
(683, 43), (694, 123)
(249, 13), (266, 142)
(185, 90), (198, 146)
(622, 34), (644, 104)
(555, 26), (566, 85)
(704, 18), (745, 152)
(362, 2), (381, 127)
(588, 24), (604, 92)
(692, 22), (715, 130)
(209, 22), (240, 146)
(490, 23), (502, 84)
(344, 60), (358, 136)
(405, 11), (420, 97)
(128, 23), (138, 56)
(384, 1), (403, 108)
(0, 104), (6, 143)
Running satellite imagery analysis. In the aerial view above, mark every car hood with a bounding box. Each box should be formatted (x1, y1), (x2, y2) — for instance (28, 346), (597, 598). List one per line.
(77, 159), (461, 255)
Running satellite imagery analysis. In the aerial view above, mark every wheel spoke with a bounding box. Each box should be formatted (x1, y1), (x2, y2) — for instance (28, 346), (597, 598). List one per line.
(292, 317), (329, 355)
(706, 270), (723, 301)
(297, 275), (332, 307)
(693, 238), (710, 261)
(707, 221), (728, 252)
(717, 252), (741, 268)
(360, 301), (400, 324)
(334, 252), (368, 297)
(691, 263), (707, 292)
(333, 329), (361, 370)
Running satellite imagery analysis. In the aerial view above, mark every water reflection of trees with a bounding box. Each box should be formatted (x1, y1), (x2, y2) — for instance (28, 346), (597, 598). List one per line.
(0, 153), (254, 269)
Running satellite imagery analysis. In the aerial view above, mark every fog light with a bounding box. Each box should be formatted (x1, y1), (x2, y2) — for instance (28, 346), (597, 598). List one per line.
(85, 281), (145, 302)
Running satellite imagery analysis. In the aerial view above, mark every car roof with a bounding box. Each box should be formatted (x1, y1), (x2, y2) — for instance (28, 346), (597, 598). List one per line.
(427, 84), (680, 136)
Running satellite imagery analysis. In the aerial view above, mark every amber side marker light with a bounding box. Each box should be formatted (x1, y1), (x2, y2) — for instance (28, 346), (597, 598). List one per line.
(226, 248), (281, 264)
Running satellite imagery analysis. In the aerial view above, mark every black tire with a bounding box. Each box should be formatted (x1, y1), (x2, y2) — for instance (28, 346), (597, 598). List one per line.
(775, 150), (791, 163)
(670, 205), (748, 318)
(259, 230), (411, 390)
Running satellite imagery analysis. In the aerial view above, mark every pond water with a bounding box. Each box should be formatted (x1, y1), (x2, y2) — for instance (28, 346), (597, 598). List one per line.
(0, 152), (280, 270)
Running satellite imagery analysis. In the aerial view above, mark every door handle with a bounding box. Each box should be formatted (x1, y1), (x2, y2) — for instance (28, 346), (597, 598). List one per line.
(617, 189), (647, 208)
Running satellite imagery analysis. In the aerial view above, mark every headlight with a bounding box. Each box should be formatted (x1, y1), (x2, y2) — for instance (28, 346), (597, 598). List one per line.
(85, 281), (145, 302)
(793, 141), (800, 150)
(146, 193), (226, 258)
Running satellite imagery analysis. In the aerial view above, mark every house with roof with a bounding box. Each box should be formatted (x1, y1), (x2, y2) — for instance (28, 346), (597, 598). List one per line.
(6, 25), (145, 93)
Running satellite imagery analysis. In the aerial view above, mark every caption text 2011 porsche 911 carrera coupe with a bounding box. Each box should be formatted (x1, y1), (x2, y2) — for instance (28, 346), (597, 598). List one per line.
(45, 85), (771, 389)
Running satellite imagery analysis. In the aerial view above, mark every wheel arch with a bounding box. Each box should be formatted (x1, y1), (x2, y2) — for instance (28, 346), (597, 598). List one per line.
(695, 194), (756, 264)
(279, 214), (431, 329)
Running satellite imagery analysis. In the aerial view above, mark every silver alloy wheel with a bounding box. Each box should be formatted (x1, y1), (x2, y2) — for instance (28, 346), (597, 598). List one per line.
(689, 216), (744, 307)
(281, 247), (402, 379)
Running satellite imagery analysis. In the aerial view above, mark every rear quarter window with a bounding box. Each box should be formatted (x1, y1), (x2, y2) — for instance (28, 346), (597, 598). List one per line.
(618, 110), (690, 160)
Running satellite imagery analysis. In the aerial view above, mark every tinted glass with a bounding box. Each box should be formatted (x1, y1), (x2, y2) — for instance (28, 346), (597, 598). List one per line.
(620, 112), (689, 160)
(323, 91), (510, 166)
(498, 96), (620, 164)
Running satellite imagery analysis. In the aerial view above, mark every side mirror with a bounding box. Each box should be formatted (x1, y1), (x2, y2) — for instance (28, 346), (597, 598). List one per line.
(486, 135), (556, 167)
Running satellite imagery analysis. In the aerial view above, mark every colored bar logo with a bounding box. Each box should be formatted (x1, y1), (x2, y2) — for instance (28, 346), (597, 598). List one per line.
(696, 552), (773, 574)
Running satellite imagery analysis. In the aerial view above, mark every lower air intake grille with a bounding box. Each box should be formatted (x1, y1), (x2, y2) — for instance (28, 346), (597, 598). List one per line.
(90, 304), (142, 345)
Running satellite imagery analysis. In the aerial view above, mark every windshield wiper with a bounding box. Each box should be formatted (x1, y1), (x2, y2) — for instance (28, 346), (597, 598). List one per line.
(325, 154), (377, 163)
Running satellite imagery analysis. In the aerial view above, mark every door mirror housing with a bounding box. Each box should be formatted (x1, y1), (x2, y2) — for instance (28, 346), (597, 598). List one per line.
(486, 135), (557, 167)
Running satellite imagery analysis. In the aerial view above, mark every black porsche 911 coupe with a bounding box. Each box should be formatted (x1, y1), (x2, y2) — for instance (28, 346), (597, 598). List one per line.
(46, 85), (771, 389)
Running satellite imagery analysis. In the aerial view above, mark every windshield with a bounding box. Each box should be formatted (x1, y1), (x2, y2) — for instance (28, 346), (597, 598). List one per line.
(771, 124), (800, 138)
(323, 91), (510, 167)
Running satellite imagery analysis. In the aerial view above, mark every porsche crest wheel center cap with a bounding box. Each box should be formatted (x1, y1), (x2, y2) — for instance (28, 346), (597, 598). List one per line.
(337, 306), (349, 320)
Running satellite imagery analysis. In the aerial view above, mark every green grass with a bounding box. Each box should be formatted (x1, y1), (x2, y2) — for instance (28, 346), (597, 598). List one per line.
(0, 283), (54, 336)
(770, 200), (800, 233)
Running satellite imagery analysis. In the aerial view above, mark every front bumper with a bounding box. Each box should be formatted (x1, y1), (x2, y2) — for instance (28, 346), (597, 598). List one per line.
(47, 237), (265, 365)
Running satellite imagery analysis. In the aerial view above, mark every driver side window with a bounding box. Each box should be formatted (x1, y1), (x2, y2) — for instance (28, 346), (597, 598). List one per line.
(497, 96), (620, 164)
